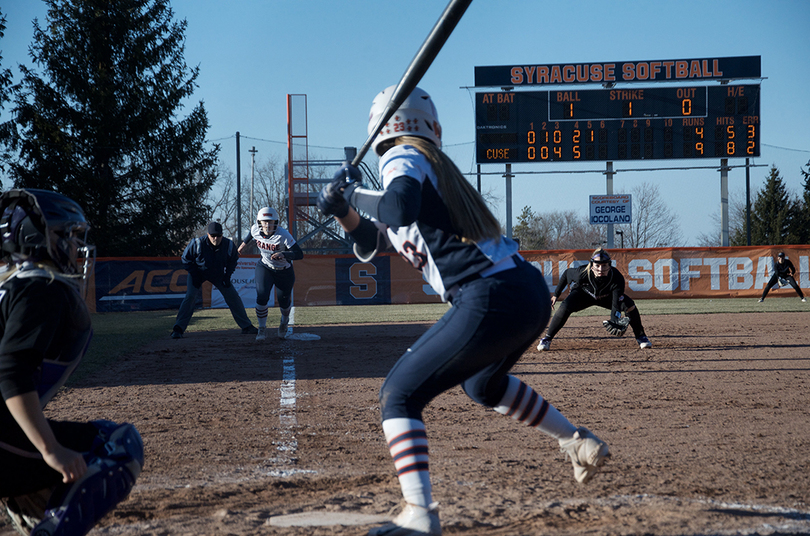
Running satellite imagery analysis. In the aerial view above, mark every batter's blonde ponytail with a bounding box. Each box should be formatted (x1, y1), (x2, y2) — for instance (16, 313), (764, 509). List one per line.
(394, 136), (501, 243)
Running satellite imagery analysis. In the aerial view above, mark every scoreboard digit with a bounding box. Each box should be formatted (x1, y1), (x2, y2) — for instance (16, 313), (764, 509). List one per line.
(475, 85), (760, 163)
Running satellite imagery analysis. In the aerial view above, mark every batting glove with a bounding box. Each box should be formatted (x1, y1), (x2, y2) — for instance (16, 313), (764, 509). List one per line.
(318, 163), (362, 217)
(317, 181), (350, 217)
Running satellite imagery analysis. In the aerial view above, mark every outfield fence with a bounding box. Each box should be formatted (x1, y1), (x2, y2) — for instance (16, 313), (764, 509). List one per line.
(87, 245), (810, 313)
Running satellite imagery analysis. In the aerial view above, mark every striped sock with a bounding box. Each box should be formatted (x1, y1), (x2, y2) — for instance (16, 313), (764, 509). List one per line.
(381, 418), (432, 508)
(255, 305), (268, 328)
(493, 375), (577, 441)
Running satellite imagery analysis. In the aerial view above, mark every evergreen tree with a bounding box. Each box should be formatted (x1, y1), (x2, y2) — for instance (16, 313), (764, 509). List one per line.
(0, 11), (15, 168)
(7, 0), (218, 256)
(512, 205), (547, 250)
(749, 166), (795, 245)
(796, 160), (810, 244)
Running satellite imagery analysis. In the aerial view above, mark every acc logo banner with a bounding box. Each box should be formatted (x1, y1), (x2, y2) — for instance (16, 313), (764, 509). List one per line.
(94, 259), (194, 312)
(334, 256), (391, 305)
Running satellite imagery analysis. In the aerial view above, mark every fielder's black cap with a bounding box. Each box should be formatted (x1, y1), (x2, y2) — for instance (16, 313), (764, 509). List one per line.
(778, 252), (785, 258)
(207, 222), (223, 236)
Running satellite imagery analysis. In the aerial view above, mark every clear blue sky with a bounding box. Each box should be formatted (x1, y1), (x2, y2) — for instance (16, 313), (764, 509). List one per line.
(3, 0), (809, 246)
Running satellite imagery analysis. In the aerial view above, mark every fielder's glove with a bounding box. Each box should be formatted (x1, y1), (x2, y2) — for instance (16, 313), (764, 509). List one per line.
(317, 163), (362, 217)
(603, 317), (630, 337)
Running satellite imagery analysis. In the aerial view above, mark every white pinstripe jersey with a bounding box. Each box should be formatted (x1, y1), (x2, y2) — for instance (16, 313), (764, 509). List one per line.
(248, 223), (297, 270)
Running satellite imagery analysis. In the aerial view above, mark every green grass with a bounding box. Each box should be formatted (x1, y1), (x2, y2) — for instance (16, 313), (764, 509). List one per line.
(75, 298), (807, 385)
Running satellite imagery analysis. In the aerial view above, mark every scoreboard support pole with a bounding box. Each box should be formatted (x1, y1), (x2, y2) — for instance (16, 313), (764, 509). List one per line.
(504, 164), (513, 239)
(605, 161), (615, 249)
(720, 158), (730, 247)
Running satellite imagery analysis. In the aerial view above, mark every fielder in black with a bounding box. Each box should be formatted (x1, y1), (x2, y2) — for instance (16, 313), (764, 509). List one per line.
(537, 248), (652, 351)
(0, 189), (143, 536)
(759, 252), (806, 303)
(318, 85), (609, 536)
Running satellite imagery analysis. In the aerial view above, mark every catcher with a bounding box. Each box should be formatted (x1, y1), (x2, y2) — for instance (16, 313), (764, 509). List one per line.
(537, 248), (652, 351)
(0, 189), (143, 536)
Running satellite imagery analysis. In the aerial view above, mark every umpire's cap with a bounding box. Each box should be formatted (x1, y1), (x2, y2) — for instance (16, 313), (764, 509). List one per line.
(207, 222), (223, 236)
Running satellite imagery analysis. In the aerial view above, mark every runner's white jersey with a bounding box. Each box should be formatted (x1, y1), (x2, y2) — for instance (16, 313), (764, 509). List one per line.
(377, 145), (519, 301)
(249, 223), (297, 270)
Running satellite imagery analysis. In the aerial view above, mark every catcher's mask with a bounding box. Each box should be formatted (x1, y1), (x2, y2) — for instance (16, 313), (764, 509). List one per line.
(0, 189), (95, 283)
(589, 248), (611, 266)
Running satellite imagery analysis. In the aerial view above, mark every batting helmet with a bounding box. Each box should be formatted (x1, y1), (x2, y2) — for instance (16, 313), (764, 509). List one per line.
(0, 189), (93, 277)
(257, 206), (279, 222)
(368, 85), (442, 156)
(256, 206), (279, 236)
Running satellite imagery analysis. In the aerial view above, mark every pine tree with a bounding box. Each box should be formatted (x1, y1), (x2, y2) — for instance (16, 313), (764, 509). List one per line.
(0, 11), (15, 168)
(796, 160), (810, 244)
(512, 205), (547, 250)
(749, 166), (795, 245)
(7, 0), (218, 256)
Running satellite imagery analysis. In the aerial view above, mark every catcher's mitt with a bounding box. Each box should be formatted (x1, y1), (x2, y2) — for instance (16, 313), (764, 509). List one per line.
(603, 317), (630, 337)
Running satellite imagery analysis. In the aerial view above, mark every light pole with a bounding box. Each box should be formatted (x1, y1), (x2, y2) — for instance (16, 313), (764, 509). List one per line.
(615, 230), (624, 249)
(249, 146), (258, 221)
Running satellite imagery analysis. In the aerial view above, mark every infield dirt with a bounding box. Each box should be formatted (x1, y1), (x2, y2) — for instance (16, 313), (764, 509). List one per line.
(3, 311), (810, 535)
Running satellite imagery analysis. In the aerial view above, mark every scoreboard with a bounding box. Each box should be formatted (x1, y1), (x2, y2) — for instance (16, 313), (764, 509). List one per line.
(475, 84), (761, 163)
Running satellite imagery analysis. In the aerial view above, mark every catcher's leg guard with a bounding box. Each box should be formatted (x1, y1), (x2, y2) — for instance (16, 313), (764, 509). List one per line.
(30, 421), (143, 536)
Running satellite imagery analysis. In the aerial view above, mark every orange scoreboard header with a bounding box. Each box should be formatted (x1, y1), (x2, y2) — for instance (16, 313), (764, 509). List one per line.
(475, 56), (761, 87)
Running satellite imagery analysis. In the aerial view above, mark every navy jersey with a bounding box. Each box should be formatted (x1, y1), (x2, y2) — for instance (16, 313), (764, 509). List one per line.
(0, 265), (92, 449)
(374, 145), (519, 301)
(181, 235), (239, 281)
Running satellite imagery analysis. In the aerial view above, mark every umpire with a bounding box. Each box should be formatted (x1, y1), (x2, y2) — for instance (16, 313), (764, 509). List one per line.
(171, 222), (258, 338)
(759, 252), (806, 303)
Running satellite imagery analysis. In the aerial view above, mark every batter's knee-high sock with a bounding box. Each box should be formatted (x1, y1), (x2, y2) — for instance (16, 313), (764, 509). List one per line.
(493, 375), (577, 441)
(381, 418), (432, 508)
(255, 305), (268, 328)
(280, 305), (291, 320)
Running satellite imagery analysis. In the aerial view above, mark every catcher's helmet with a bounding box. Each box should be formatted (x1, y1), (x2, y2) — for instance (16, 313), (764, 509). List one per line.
(0, 189), (93, 276)
(368, 85), (442, 156)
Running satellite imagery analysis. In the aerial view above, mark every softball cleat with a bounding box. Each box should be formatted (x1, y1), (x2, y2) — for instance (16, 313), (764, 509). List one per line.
(636, 335), (652, 349)
(368, 502), (441, 536)
(255, 327), (266, 341)
(278, 315), (289, 339)
(559, 427), (609, 484)
(537, 337), (551, 351)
